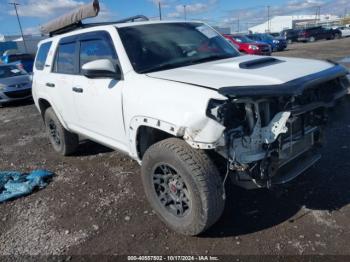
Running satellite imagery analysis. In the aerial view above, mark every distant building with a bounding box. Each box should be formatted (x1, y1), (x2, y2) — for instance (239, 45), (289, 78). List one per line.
(212, 26), (231, 34)
(0, 34), (22, 42)
(0, 41), (17, 56)
(249, 15), (339, 33)
(0, 34), (46, 55)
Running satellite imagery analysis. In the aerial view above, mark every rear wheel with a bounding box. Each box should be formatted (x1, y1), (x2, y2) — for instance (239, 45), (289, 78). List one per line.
(334, 33), (341, 39)
(309, 36), (316, 42)
(141, 138), (225, 236)
(44, 107), (79, 156)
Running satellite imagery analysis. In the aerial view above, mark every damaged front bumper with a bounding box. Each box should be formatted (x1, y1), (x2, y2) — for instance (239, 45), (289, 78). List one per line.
(208, 64), (350, 189)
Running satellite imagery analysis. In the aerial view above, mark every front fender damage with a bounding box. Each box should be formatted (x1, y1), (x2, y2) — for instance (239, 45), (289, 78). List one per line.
(199, 69), (349, 189)
(183, 118), (226, 150)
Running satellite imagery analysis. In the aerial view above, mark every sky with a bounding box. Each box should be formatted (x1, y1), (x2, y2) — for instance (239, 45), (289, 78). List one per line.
(0, 0), (349, 35)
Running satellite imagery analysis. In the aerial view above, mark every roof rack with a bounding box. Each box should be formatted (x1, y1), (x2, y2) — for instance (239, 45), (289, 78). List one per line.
(40, 0), (149, 37)
(84, 15), (150, 27)
(48, 15), (149, 37)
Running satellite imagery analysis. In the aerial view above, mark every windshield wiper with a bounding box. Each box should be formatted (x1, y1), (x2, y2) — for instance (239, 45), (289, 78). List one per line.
(140, 54), (234, 74)
(139, 61), (188, 74)
(189, 54), (234, 65)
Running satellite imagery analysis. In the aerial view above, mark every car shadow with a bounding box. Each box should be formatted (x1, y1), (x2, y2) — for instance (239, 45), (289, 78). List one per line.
(274, 48), (290, 53)
(202, 99), (350, 238)
(72, 140), (114, 157)
(202, 168), (349, 238)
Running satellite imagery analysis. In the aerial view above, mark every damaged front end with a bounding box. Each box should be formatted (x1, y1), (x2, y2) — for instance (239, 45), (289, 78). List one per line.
(208, 65), (350, 189)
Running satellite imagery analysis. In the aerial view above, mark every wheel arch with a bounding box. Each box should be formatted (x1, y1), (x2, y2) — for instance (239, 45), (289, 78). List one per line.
(37, 98), (69, 129)
(128, 116), (186, 162)
(38, 98), (51, 119)
(128, 115), (226, 162)
(136, 126), (176, 160)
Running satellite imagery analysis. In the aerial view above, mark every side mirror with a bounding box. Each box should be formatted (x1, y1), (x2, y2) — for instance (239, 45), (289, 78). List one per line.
(82, 59), (121, 79)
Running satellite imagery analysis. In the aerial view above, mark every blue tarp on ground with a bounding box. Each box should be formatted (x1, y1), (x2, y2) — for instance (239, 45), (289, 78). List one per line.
(0, 170), (54, 203)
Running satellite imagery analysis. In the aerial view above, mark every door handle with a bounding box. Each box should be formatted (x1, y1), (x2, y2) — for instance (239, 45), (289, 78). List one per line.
(72, 87), (84, 93)
(46, 83), (55, 88)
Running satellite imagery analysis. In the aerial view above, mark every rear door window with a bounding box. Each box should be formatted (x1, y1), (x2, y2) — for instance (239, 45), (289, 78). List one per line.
(35, 42), (52, 70)
(53, 42), (77, 74)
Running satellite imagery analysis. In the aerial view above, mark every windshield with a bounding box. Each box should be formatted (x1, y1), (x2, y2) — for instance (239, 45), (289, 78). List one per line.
(118, 23), (240, 73)
(0, 65), (27, 79)
(261, 34), (274, 40)
(231, 35), (254, 43)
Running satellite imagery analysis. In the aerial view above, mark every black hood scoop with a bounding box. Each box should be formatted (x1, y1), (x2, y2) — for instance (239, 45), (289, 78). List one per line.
(239, 57), (284, 69)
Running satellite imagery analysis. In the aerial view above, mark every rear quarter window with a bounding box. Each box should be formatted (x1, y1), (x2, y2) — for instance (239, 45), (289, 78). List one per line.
(35, 42), (52, 70)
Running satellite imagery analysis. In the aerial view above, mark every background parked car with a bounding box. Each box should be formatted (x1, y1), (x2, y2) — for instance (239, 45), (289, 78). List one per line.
(281, 29), (301, 44)
(0, 63), (32, 106)
(298, 26), (341, 42)
(0, 53), (35, 73)
(336, 26), (350, 37)
(247, 33), (287, 51)
(223, 34), (271, 55)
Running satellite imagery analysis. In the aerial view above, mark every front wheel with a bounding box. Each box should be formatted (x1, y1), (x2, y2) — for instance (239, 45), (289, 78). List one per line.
(141, 138), (225, 236)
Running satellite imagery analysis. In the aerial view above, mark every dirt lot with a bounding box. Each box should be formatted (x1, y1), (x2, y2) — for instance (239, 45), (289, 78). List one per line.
(1, 38), (350, 258)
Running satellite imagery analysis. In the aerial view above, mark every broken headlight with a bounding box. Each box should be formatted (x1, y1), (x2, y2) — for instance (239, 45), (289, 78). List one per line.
(206, 98), (250, 130)
(206, 99), (227, 121)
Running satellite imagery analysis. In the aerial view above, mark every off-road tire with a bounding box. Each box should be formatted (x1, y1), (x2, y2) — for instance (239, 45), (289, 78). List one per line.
(44, 107), (79, 156)
(141, 138), (225, 236)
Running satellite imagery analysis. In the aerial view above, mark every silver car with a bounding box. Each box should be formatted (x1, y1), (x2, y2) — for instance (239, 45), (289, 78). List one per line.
(0, 64), (32, 106)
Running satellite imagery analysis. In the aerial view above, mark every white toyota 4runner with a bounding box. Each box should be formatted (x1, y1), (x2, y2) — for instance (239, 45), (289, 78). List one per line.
(33, 14), (350, 235)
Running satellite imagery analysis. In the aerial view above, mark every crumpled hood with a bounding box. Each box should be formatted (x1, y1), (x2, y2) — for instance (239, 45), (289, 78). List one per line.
(147, 55), (335, 90)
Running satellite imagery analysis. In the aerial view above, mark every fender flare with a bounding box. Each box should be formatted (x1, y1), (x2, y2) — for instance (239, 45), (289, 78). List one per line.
(128, 116), (185, 161)
(37, 95), (69, 130)
(128, 115), (226, 162)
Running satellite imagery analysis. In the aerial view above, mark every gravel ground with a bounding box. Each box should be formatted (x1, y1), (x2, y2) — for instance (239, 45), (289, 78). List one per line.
(0, 37), (350, 259)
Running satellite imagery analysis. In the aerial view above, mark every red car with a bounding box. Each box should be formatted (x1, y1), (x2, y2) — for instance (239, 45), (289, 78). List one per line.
(223, 34), (271, 56)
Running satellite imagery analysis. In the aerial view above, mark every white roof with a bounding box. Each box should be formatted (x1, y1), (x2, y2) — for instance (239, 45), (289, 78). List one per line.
(115, 20), (194, 28)
(40, 20), (203, 44)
